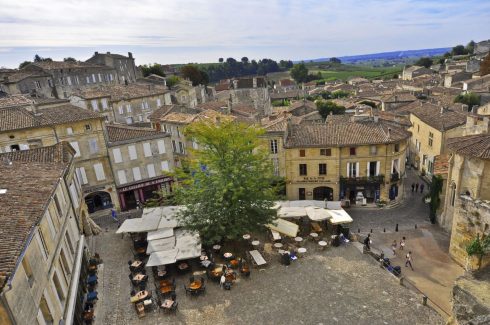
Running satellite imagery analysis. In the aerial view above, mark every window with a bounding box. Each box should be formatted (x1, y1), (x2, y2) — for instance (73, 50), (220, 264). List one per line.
(75, 75), (79, 85)
(126, 104), (132, 113)
(101, 98), (108, 110)
(394, 143), (400, 152)
(157, 140), (166, 154)
(422, 155), (427, 166)
(88, 139), (98, 154)
(132, 167), (142, 181)
(392, 159), (400, 174)
(110, 74), (114, 81)
(370, 145), (377, 155)
(320, 148), (331, 156)
(349, 147), (356, 156)
(172, 140), (177, 153)
(98, 73), (102, 82)
(367, 161), (379, 177)
(86, 76), (91, 84)
(117, 170), (127, 184)
(118, 106), (124, 115)
(272, 158), (279, 176)
(270, 139), (278, 154)
(161, 161), (170, 172)
(45, 211), (57, 239)
(59, 249), (71, 281)
(65, 231), (75, 255)
(299, 149), (305, 157)
(176, 127), (181, 137)
(85, 124), (91, 131)
(91, 99), (99, 111)
(69, 183), (79, 209)
(179, 142), (185, 154)
(126, 117), (133, 124)
(92, 74), (96, 83)
(299, 188), (306, 200)
(128, 145), (137, 160)
(157, 98), (161, 107)
(348, 162), (359, 178)
(112, 148), (123, 163)
(38, 229), (49, 260)
(147, 164), (156, 178)
(22, 257), (35, 287)
(299, 164), (307, 176)
(66, 127), (73, 135)
(67, 76), (72, 85)
(52, 271), (65, 306)
(138, 115), (143, 122)
(59, 77), (64, 85)
(428, 132), (433, 147)
(34, 80), (41, 88)
(319, 163), (327, 175)
(143, 143), (152, 157)
(93, 163), (106, 181)
(69, 141), (80, 157)
(48, 79), (54, 87)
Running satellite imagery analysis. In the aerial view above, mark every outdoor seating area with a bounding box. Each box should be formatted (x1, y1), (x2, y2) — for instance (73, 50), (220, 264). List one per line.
(82, 255), (101, 324)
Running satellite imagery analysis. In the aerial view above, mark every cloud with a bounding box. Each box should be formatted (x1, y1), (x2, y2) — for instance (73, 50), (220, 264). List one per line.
(0, 0), (488, 66)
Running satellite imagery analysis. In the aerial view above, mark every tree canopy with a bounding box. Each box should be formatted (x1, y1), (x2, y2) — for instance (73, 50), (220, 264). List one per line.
(203, 57), (282, 82)
(63, 57), (77, 62)
(415, 57), (433, 68)
(316, 100), (346, 119)
(290, 63), (309, 83)
(166, 75), (180, 88)
(454, 92), (481, 108)
(19, 61), (31, 69)
(180, 64), (209, 86)
(173, 120), (277, 244)
(33, 54), (52, 62)
(329, 57), (341, 64)
(140, 63), (166, 77)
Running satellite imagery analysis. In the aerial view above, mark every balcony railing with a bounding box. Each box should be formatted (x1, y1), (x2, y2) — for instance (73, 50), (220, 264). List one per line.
(339, 175), (385, 185)
(391, 172), (400, 182)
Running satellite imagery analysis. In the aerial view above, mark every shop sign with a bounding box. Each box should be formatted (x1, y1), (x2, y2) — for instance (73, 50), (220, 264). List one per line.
(118, 177), (173, 192)
(301, 177), (331, 183)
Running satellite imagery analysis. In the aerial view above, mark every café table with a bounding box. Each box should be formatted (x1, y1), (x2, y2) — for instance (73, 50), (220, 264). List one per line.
(229, 259), (239, 268)
(297, 247), (307, 257)
(159, 279), (172, 287)
(189, 280), (202, 290)
(133, 274), (145, 282)
(273, 243), (283, 249)
(223, 252), (233, 259)
(162, 299), (174, 309)
(251, 240), (260, 247)
(310, 232), (319, 238)
(130, 290), (148, 303)
(160, 286), (173, 294)
(318, 240), (328, 247)
(178, 262), (189, 271)
(131, 260), (142, 268)
(242, 234), (251, 240)
(212, 244), (221, 252)
(294, 237), (303, 243)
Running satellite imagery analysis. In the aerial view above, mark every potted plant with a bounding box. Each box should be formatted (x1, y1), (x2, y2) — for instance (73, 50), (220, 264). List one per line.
(465, 234), (490, 271)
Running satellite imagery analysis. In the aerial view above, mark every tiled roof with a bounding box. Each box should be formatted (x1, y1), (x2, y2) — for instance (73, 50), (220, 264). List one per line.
(285, 119), (410, 148)
(270, 90), (301, 99)
(0, 104), (102, 132)
(158, 112), (196, 124)
(3, 71), (50, 83)
(106, 124), (167, 143)
(30, 61), (112, 70)
(147, 105), (179, 121)
(409, 102), (467, 131)
(73, 83), (168, 101)
(215, 83), (230, 91)
(0, 95), (34, 109)
(446, 134), (490, 159)
(196, 101), (228, 111)
(433, 154), (449, 176)
(381, 92), (417, 103)
(0, 142), (73, 290)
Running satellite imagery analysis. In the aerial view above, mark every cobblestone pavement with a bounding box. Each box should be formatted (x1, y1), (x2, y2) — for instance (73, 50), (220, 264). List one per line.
(348, 169), (433, 234)
(90, 217), (443, 325)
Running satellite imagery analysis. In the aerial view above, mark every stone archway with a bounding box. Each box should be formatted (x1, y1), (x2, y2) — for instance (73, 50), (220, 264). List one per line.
(313, 186), (334, 201)
(85, 191), (113, 213)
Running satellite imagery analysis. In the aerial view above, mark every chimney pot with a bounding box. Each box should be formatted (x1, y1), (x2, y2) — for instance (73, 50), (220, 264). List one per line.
(107, 51), (111, 55)
(95, 51), (98, 55)
(128, 52), (133, 59)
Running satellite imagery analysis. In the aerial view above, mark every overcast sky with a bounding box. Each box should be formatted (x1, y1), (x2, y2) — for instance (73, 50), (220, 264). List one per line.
(0, 0), (489, 68)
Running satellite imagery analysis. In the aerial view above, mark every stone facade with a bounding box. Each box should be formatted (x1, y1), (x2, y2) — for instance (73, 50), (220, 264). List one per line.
(86, 51), (140, 83)
(0, 71), (53, 98)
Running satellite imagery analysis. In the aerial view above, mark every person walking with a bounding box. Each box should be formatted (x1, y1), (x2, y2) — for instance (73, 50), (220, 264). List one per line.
(420, 183), (425, 193)
(391, 240), (397, 255)
(219, 274), (226, 289)
(405, 251), (414, 270)
(364, 234), (371, 251)
(415, 183), (419, 192)
(400, 237), (406, 250)
(411, 183), (415, 193)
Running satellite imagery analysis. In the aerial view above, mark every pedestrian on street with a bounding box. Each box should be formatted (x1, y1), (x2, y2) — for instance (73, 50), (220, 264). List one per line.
(420, 183), (425, 193)
(411, 183), (415, 192)
(364, 234), (371, 251)
(415, 183), (419, 192)
(405, 251), (414, 270)
(391, 240), (397, 255)
(400, 237), (406, 250)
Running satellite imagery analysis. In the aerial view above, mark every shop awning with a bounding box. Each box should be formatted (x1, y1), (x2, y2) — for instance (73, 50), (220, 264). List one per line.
(116, 216), (160, 233)
(277, 207), (307, 218)
(146, 248), (178, 267)
(146, 236), (176, 254)
(305, 206), (332, 221)
(267, 218), (299, 237)
(147, 228), (174, 241)
(327, 209), (353, 225)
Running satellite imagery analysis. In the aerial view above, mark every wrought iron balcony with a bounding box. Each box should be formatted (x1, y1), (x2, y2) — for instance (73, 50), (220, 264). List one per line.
(339, 175), (385, 185)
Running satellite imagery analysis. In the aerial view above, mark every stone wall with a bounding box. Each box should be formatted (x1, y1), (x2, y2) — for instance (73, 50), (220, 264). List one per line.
(449, 196), (490, 269)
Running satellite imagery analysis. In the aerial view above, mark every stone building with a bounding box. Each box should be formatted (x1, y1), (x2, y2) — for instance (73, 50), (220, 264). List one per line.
(0, 70), (53, 98)
(408, 102), (467, 175)
(0, 143), (86, 325)
(441, 134), (490, 270)
(105, 125), (174, 211)
(0, 99), (119, 214)
(282, 115), (410, 203)
(21, 61), (117, 99)
(401, 66), (434, 80)
(70, 83), (172, 124)
(86, 51), (141, 83)
(380, 92), (417, 111)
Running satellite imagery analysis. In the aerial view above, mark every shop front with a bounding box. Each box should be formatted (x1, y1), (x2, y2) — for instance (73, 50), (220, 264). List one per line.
(117, 176), (173, 211)
(339, 176), (384, 203)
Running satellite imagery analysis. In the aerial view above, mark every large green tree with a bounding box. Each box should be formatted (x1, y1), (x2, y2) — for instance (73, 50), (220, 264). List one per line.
(454, 92), (481, 109)
(290, 63), (309, 83)
(140, 63), (166, 77)
(415, 57), (433, 68)
(174, 120), (277, 244)
(180, 64), (209, 86)
(316, 100), (346, 119)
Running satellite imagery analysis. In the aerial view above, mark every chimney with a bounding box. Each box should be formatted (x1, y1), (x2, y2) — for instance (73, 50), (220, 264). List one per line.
(471, 105), (479, 114)
(106, 51), (111, 55)
(388, 127), (392, 138)
(128, 52), (133, 59)
(95, 51), (98, 55)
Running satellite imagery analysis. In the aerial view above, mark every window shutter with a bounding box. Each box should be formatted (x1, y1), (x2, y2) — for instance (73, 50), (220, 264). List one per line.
(117, 170), (127, 184)
(143, 143), (152, 157)
(79, 167), (88, 184)
(376, 161), (380, 176)
(147, 164), (156, 178)
(356, 162), (360, 177)
(132, 167), (141, 181)
(112, 148), (122, 163)
(157, 140), (166, 154)
(367, 162), (370, 177)
(69, 141), (80, 157)
(161, 161), (170, 172)
(128, 145), (137, 160)
(93, 163), (106, 181)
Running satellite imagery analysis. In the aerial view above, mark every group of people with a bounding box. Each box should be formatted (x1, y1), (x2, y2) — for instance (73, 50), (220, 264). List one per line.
(364, 234), (414, 271)
(411, 182), (425, 193)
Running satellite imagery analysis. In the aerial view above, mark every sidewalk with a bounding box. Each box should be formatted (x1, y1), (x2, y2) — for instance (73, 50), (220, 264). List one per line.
(369, 225), (464, 319)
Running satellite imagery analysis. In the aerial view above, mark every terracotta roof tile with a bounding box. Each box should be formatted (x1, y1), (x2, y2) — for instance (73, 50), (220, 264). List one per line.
(106, 124), (167, 143)
(30, 61), (112, 70)
(0, 143), (73, 289)
(73, 83), (168, 101)
(409, 102), (467, 131)
(0, 95), (34, 109)
(446, 134), (490, 159)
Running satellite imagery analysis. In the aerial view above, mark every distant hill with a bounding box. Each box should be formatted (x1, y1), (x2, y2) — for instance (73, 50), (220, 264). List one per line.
(300, 47), (451, 64)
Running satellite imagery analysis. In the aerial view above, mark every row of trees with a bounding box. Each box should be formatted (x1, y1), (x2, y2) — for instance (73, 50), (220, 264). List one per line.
(203, 57), (288, 82)
(316, 100), (346, 119)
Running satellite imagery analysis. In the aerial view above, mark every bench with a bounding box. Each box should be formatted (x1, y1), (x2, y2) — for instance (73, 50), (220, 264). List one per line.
(248, 250), (267, 268)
